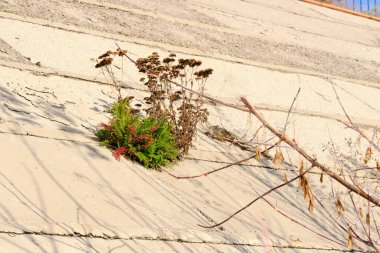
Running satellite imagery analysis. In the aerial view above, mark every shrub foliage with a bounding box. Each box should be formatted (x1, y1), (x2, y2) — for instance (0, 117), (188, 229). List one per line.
(96, 98), (178, 169)
(94, 48), (212, 169)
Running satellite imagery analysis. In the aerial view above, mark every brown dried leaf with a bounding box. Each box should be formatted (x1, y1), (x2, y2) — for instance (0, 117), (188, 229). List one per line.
(299, 160), (305, 189)
(255, 147), (262, 161)
(264, 145), (269, 156)
(348, 227), (353, 250)
(308, 191), (314, 212)
(299, 160), (304, 173)
(336, 198), (345, 216)
(359, 207), (363, 219)
(283, 172), (288, 182)
(320, 172), (323, 183)
(298, 161), (314, 212)
(364, 147), (372, 164)
(366, 212), (370, 225)
(377, 160), (380, 173)
(273, 149), (284, 165)
(95, 57), (113, 68)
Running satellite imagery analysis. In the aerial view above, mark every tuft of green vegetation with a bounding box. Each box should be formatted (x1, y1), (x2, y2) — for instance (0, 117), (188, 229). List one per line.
(96, 98), (179, 169)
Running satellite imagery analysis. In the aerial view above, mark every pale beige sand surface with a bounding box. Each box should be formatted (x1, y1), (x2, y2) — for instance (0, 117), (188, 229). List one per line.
(0, 0), (379, 252)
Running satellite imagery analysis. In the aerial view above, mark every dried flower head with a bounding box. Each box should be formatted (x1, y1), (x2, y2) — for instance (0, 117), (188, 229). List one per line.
(273, 149), (284, 166)
(95, 57), (113, 68)
(298, 160), (314, 212)
(98, 50), (113, 59)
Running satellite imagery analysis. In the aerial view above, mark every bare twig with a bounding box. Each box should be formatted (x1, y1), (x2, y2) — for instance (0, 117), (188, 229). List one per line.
(166, 140), (281, 179)
(282, 88), (301, 133)
(241, 97), (380, 207)
(331, 82), (380, 152)
(116, 43), (136, 64)
(116, 44), (250, 113)
(198, 165), (314, 228)
(253, 188), (346, 247)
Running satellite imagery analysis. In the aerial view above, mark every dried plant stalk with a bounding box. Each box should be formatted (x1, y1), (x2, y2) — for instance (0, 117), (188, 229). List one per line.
(241, 97), (380, 207)
(135, 53), (212, 155)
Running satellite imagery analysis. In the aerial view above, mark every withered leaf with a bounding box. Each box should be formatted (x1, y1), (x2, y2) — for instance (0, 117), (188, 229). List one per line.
(336, 198), (345, 216)
(366, 212), (370, 225)
(283, 172), (288, 183)
(308, 194), (315, 212)
(273, 149), (284, 165)
(359, 207), (363, 219)
(364, 147), (372, 164)
(264, 145), (269, 156)
(95, 57), (113, 68)
(255, 147), (262, 161)
(348, 227), (353, 250)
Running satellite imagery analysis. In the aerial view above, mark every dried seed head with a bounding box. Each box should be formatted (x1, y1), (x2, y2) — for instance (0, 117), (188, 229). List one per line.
(264, 145), (269, 156)
(336, 197), (345, 216)
(320, 172), (323, 183)
(308, 192), (315, 212)
(194, 68), (213, 78)
(273, 149), (284, 165)
(163, 57), (175, 64)
(348, 227), (353, 250)
(299, 160), (304, 174)
(98, 50), (112, 59)
(359, 207), (363, 218)
(283, 172), (288, 182)
(255, 147), (262, 161)
(298, 160), (314, 212)
(95, 57), (113, 68)
(366, 212), (370, 225)
(189, 59), (202, 67)
(364, 147), (372, 164)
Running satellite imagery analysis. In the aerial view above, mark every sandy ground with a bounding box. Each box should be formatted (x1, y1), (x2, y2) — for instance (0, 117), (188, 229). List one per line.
(0, 38), (30, 63)
(0, 0), (380, 82)
(0, 0), (379, 252)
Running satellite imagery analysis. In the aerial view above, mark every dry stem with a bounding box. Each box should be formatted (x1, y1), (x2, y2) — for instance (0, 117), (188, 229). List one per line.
(241, 97), (380, 207)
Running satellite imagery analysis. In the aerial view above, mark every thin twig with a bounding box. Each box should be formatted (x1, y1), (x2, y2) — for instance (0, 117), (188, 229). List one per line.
(253, 188), (346, 247)
(283, 88), (301, 133)
(116, 43), (250, 113)
(372, 209), (380, 240)
(348, 191), (370, 240)
(241, 97), (380, 207)
(331, 82), (380, 152)
(198, 166), (314, 228)
(165, 140), (280, 179)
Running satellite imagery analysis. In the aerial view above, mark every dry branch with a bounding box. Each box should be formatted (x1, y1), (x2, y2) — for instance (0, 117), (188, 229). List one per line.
(199, 165), (314, 228)
(241, 97), (380, 207)
(255, 189), (345, 247)
(166, 140), (281, 179)
(331, 83), (380, 152)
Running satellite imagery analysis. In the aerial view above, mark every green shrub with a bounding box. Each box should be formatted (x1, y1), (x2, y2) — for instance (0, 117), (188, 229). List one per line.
(96, 98), (179, 169)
